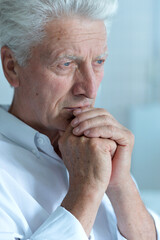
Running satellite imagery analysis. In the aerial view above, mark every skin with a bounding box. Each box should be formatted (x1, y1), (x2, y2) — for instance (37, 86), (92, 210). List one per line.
(1, 17), (156, 239)
(1, 18), (107, 144)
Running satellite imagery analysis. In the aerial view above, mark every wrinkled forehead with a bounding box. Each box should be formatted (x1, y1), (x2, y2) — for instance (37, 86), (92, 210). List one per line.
(41, 17), (107, 56)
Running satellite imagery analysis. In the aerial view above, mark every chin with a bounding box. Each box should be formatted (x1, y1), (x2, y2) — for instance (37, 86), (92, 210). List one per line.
(56, 117), (73, 132)
(49, 109), (75, 132)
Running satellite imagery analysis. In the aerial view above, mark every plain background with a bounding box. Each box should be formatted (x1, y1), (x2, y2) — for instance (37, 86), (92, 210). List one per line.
(0, 0), (160, 198)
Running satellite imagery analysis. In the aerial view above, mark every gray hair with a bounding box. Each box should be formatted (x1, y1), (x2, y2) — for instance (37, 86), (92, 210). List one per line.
(0, 0), (118, 66)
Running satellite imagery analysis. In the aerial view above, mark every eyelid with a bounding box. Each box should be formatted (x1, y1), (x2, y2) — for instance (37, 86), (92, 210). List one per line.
(95, 54), (108, 60)
(93, 59), (106, 64)
(56, 60), (77, 70)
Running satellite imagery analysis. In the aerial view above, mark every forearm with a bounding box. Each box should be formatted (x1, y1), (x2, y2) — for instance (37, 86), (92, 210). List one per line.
(61, 186), (104, 237)
(107, 176), (157, 240)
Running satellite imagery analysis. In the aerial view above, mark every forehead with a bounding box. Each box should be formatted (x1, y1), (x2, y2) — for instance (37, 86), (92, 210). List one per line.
(41, 17), (107, 58)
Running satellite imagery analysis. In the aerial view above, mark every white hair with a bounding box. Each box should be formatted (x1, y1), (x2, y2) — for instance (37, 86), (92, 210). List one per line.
(0, 0), (118, 66)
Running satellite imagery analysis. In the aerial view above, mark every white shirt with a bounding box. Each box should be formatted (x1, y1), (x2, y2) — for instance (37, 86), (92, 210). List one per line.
(0, 105), (159, 240)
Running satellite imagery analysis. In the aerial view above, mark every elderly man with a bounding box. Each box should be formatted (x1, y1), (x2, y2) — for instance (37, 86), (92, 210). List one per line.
(0, 0), (159, 240)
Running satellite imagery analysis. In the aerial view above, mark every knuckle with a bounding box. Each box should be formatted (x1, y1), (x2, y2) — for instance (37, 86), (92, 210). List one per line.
(103, 114), (110, 123)
(112, 140), (117, 150)
(104, 139), (115, 151)
(128, 131), (135, 143)
(94, 107), (106, 115)
(80, 136), (86, 144)
(99, 108), (107, 114)
(103, 143), (110, 152)
(108, 125), (115, 134)
(101, 108), (112, 116)
(89, 138), (98, 149)
(127, 130), (134, 139)
(124, 130), (135, 147)
(102, 114), (114, 126)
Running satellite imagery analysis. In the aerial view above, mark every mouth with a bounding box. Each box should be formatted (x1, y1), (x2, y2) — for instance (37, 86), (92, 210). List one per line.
(64, 104), (91, 111)
(64, 107), (81, 111)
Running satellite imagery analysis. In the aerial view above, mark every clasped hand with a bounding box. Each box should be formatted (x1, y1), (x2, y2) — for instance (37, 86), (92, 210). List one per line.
(58, 107), (134, 194)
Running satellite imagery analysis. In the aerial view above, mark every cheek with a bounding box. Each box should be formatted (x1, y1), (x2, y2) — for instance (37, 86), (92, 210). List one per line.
(22, 62), (73, 105)
(47, 75), (71, 95)
(96, 71), (104, 88)
(34, 72), (72, 105)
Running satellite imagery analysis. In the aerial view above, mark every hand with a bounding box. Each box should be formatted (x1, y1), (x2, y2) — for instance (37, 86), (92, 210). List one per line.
(58, 124), (117, 194)
(69, 107), (157, 240)
(58, 124), (116, 235)
(70, 107), (135, 189)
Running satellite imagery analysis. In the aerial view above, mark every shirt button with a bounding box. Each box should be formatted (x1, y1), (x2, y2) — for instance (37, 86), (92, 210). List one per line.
(37, 137), (44, 145)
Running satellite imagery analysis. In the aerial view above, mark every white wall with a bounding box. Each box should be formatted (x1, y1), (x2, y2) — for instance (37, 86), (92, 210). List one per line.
(96, 0), (160, 191)
(0, 0), (160, 190)
(96, 0), (157, 125)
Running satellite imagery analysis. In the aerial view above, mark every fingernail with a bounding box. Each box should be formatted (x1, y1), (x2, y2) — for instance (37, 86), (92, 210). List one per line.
(71, 118), (79, 127)
(73, 109), (82, 115)
(73, 127), (80, 134)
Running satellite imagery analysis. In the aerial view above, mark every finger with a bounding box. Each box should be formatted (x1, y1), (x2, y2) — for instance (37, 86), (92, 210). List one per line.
(83, 126), (134, 147)
(72, 108), (124, 130)
(71, 108), (117, 127)
(72, 115), (118, 136)
(73, 107), (109, 117)
(58, 124), (74, 144)
(99, 138), (117, 158)
(73, 106), (92, 116)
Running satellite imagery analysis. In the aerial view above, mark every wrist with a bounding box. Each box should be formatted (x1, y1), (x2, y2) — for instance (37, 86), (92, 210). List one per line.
(106, 175), (157, 240)
(62, 183), (105, 209)
(106, 174), (134, 199)
(62, 186), (104, 236)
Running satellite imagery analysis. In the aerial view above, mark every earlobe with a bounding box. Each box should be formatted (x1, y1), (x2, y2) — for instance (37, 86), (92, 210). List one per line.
(1, 46), (20, 88)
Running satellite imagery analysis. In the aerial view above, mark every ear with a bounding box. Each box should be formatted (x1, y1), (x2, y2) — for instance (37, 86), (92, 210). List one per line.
(1, 46), (20, 88)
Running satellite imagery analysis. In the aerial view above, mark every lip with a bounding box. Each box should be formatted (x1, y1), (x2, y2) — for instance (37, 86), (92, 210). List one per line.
(65, 107), (81, 110)
(64, 104), (91, 110)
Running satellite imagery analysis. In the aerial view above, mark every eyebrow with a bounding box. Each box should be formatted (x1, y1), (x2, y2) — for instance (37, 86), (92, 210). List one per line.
(57, 55), (83, 62)
(95, 51), (108, 60)
(56, 51), (108, 62)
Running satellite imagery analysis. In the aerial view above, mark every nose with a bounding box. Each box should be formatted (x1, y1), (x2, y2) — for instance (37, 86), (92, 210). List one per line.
(72, 63), (97, 99)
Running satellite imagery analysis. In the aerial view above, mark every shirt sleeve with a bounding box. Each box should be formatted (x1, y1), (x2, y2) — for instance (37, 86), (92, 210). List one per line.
(116, 230), (127, 240)
(29, 206), (88, 240)
(0, 233), (23, 240)
(0, 206), (88, 240)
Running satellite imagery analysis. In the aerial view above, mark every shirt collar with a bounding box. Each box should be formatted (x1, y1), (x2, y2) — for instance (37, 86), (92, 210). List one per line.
(0, 105), (62, 161)
(0, 105), (39, 153)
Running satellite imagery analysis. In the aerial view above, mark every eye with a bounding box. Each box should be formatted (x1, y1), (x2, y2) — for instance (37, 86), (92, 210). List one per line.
(55, 60), (77, 73)
(56, 61), (73, 70)
(92, 59), (106, 69)
(64, 62), (71, 67)
(96, 59), (105, 65)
